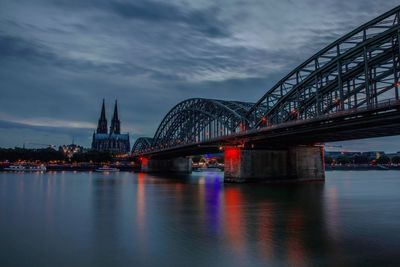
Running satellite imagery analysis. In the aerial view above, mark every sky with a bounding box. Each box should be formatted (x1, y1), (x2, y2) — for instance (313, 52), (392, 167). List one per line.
(0, 0), (399, 152)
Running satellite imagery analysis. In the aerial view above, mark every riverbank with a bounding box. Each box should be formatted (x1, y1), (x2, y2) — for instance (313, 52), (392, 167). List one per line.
(326, 164), (400, 170)
(1, 165), (400, 172)
(0, 164), (138, 172)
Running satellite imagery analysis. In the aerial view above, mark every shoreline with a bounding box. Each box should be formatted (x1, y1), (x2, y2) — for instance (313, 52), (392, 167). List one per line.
(326, 165), (400, 171)
(0, 165), (138, 172)
(1, 165), (400, 172)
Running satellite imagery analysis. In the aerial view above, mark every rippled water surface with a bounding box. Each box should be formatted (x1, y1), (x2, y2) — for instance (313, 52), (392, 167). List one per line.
(0, 171), (399, 267)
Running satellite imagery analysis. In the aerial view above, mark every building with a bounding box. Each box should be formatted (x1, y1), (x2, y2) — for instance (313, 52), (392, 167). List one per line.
(59, 144), (84, 159)
(361, 151), (385, 161)
(91, 99), (130, 153)
(387, 152), (400, 159)
(324, 151), (360, 159)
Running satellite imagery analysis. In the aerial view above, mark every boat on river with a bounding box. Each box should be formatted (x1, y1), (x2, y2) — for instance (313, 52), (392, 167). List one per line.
(95, 166), (120, 172)
(4, 164), (47, 172)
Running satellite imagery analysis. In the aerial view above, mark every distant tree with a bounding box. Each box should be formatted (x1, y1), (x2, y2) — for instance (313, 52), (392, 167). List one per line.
(336, 155), (351, 165)
(325, 156), (333, 165)
(0, 147), (65, 162)
(391, 156), (400, 164)
(353, 154), (369, 164)
(376, 155), (390, 165)
(71, 151), (112, 163)
(191, 155), (202, 163)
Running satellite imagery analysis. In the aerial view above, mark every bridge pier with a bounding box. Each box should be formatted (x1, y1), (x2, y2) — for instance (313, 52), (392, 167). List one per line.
(141, 157), (192, 174)
(224, 145), (325, 183)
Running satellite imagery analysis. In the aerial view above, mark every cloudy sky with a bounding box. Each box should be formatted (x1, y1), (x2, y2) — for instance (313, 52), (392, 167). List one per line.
(0, 0), (399, 152)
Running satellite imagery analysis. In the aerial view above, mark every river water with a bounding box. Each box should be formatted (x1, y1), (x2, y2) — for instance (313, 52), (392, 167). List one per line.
(0, 170), (399, 267)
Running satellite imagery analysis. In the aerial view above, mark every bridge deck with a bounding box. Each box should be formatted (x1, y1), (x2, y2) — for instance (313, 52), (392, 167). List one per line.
(134, 100), (400, 159)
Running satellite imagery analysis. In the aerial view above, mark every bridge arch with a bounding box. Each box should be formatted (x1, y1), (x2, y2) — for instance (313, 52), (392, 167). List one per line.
(132, 137), (153, 154)
(151, 98), (255, 149)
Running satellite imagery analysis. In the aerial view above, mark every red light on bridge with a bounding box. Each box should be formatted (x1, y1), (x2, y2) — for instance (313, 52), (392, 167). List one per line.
(225, 147), (240, 157)
(260, 116), (268, 126)
(224, 146), (241, 168)
(140, 157), (148, 164)
(239, 122), (246, 132)
(290, 108), (299, 118)
(395, 82), (400, 87)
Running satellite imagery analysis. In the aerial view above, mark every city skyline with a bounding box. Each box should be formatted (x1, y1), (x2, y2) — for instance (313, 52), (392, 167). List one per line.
(1, 0), (400, 151)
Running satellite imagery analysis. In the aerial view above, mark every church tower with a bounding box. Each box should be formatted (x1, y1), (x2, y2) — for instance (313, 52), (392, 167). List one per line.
(110, 100), (121, 134)
(96, 99), (108, 134)
(92, 99), (129, 153)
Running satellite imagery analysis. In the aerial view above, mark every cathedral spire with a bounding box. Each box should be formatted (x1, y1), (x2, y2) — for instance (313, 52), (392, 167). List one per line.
(96, 99), (108, 134)
(100, 99), (106, 121)
(110, 99), (121, 134)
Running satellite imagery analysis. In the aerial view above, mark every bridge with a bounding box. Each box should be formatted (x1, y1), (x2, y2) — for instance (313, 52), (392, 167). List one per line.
(132, 6), (400, 182)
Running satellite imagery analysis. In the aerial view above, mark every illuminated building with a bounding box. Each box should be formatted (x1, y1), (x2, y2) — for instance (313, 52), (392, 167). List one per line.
(59, 144), (84, 159)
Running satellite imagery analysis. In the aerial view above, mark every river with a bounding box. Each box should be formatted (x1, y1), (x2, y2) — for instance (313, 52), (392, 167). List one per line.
(0, 170), (399, 266)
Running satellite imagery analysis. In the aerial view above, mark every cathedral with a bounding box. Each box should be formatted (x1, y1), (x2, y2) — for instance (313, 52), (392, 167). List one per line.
(91, 99), (130, 153)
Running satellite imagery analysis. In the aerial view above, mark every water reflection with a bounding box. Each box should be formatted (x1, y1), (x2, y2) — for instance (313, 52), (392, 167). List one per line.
(136, 173), (146, 233)
(0, 171), (399, 267)
(224, 186), (246, 257)
(287, 208), (306, 267)
(257, 202), (274, 260)
(137, 172), (330, 266)
(92, 174), (123, 266)
(197, 172), (223, 235)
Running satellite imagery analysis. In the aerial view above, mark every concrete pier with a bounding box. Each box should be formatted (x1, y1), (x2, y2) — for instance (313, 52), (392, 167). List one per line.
(224, 145), (325, 183)
(141, 157), (192, 174)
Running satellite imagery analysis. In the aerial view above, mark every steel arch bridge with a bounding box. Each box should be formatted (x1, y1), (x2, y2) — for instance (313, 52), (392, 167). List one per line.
(132, 6), (400, 156)
(131, 137), (153, 154)
(132, 98), (256, 153)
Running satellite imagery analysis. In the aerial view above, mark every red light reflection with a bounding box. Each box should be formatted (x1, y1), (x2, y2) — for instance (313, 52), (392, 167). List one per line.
(257, 203), (274, 259)
(287, 209), (306, 267)
(136, 173), (146, 233)
(224, 187), (246, 256)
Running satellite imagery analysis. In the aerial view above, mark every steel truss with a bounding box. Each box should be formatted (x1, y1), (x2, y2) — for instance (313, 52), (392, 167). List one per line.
(132, 137), (153, 154)
(132, 98), (254, 153)
(246, 6), (400, 128)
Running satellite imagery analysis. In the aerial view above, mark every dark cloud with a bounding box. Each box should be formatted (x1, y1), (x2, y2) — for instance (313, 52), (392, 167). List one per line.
(0, 120), (88, 135)
(0, 34), (53, 62)
(110, 1), (229, 38)
(0, 120), (91, 148)
(0, 32), (180, 79)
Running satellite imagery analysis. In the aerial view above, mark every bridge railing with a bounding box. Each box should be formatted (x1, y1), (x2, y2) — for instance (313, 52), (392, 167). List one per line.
(250, 97), (400, 133)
